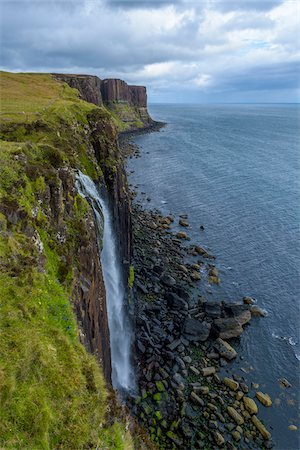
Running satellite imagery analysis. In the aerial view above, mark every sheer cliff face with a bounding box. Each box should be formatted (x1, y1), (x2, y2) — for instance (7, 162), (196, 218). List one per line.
(54, 73), (152, 129)
(41, 168), (112, 382)
(87, 108), (132, 271)
(100, 79), (147, 108)
(53, 74), (103, 106)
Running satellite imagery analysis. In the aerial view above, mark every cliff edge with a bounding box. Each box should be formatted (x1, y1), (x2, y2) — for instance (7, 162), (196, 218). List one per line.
(0, 71), (150, 449)
(53, 73), (153, 131)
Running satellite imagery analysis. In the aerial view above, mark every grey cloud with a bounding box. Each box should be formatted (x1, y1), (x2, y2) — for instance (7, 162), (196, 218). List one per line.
(213, 0), (283, 12)
(0, 0), (296, 102)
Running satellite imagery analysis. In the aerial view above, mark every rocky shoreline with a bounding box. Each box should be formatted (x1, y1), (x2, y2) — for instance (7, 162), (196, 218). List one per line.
(120, 137), (275, 450)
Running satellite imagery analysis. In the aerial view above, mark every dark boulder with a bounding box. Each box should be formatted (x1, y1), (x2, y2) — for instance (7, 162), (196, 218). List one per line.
(160, 273), (176, 287)
(183, 318), (211, 342)
(165, 292), (188, 310)
(205, 302), (221, 319)
(212, 317), (243, 339)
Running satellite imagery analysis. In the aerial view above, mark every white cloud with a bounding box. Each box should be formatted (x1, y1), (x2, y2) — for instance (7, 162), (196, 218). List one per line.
(0, 0), (298, 101)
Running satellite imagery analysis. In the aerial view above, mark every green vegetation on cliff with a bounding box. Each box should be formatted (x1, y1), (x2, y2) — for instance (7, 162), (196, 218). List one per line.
(0, 72), (136, 449)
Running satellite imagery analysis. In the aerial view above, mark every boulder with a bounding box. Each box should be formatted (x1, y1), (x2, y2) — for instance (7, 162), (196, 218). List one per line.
(213, 431), (225, 446)
(176, 231), (188, 240)
(190, 271), (201, 281)
(179, 219), (189, 227)
(205, 302), (221, 319)
(243, 397), (258, 415)
(160, 274), (176, 287)
(227, 407), (244, 425)
(165, 292), (188, 310)
(256, 391), (272, 407)
(223, 377), (239, 391)
(190, 392), (205, 406)
(213, 317), (243, 339)
(250, 305), (267, 317)
(214, 338), (237, 360)
(183, 318), (211, 342)
(252, 416), (271, 439)
(202, 367), (216, 377)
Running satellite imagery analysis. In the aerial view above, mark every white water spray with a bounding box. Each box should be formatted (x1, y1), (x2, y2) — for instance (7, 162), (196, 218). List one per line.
(76, 171), (134, 393)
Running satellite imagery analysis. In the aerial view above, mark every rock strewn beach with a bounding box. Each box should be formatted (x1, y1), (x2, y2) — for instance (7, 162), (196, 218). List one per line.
(121, 137), (274, 450)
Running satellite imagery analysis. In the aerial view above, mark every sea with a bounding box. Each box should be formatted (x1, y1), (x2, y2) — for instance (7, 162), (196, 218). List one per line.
(126, 104), (300, 450)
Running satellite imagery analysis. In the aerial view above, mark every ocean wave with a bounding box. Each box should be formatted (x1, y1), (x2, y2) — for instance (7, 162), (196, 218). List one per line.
(272, 332), (298, 347)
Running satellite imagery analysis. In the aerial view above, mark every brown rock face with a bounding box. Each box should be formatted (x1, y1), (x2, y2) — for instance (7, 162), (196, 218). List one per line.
(101, 79), (130, 103)
(129, 85), (147, 107)
(101, 79), (147, 107)
(87, 108), (132, 270)
(47, 168), (112, 382)
(53, 74), (103, 106)
(73, 220), (112, 383)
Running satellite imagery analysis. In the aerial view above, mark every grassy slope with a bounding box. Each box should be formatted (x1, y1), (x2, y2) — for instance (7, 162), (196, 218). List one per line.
(0, 72), (134, 449)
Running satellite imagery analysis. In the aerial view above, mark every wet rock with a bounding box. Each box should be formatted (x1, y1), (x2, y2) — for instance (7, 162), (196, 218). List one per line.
(205, 302), (222, 319)
(183, 318), (211, 342)
(243, 397), (258, 415)
(191, 271), (201, 281)
(207, 351), (219, 360)
(240, 382), (249, 393)
(173, 373), (185, 385)
(168, 339), (181, 351)
(160, 273), (176, 287)
(213, 317), (243, 339)
(243, 296), (255, 305)
(214, 431), (225, 447)
(153, 265), (164, 276)
(250, 305), (267, 317)
(190, 366), (200, 376)
(166, 292), (188, 310)
(214, 338), (237, 360)
(232, 431), (241, 442)
(202, 367), (216, 377)
(195, 386), (209, 395)
(137, 340), (146, 353)
(179, 218), (189, 227)
(278, 377), (292, 388)
(183, 355), (192, 364)
(223, 378), (239, 391)
(176, 231), (188, 240)
(256, 391), (272, 407)
(194, 246), (208, 255)
(227, 407), (244, 425)
(252, 415), (271, 440)
(190, 392), (205, 406)
(236, 391), (244, 401)
(209, 275), (220, 284)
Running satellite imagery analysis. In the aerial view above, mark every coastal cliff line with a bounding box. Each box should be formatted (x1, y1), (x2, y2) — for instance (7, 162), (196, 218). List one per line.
(0, 71), (153, 449)
(0, 71), (274, 450)
(53, 73), (153, 131)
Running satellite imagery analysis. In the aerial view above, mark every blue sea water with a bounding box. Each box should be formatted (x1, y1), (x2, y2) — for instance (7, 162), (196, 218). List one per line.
(127, 104), (300, 449)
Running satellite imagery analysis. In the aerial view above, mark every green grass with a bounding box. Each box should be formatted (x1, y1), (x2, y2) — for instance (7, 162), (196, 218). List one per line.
(0, 72), (136, 449)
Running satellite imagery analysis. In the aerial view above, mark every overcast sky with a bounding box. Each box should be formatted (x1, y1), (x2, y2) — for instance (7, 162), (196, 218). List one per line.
(0, 0), (299, 102)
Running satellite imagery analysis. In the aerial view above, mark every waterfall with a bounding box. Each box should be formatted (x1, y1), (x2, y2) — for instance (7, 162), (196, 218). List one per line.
(76, 171), (134, 393)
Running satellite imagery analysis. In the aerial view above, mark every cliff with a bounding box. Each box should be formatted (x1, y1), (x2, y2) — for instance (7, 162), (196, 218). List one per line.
(0, 71), (147, 449)
(53, 73), (153, 131)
